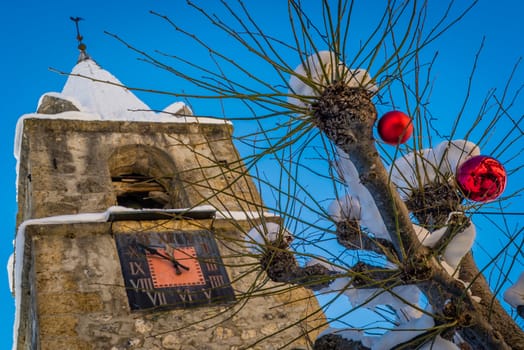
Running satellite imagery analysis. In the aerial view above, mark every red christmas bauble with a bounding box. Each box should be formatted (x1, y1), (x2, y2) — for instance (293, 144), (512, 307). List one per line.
(377, 110), (413, 145)
(456, 155), (507, 202)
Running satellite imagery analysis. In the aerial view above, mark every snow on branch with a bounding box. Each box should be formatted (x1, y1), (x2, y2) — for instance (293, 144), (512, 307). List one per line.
(504, 272), (524, 318)
(288, 51), (376, 109)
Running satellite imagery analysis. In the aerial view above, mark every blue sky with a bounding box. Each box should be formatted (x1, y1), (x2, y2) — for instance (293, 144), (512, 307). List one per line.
(1, 1), (523, 348)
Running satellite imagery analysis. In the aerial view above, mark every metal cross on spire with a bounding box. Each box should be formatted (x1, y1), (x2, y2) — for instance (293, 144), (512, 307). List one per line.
(70, 16), (90, 62)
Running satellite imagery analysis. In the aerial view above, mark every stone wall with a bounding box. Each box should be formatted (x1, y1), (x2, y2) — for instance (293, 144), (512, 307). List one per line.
(17, 219), (325, 350)
(15, 117), (326, 349)
(17, 118), (261, 225)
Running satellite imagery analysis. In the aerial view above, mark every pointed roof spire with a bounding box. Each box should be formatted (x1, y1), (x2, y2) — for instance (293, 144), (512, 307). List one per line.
(70, 16), (90, 62)
(59, 17), (162, 120)
(61, 58), (156, 120)
(36, 18), (215, 123)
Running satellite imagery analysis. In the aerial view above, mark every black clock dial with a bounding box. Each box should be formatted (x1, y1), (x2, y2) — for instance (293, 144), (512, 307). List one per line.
(115, 230), (236, 311)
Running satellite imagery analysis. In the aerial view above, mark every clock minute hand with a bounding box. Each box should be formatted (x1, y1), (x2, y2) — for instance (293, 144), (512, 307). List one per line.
(137, 243), (190, 275)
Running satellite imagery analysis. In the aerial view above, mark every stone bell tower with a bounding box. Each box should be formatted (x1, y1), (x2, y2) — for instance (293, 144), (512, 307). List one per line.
(11, 39), (324, 349)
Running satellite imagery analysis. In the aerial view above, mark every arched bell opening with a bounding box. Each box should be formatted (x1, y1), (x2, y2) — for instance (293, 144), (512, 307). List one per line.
(108, 145), (188, 209)
(111, 173), (170, 209)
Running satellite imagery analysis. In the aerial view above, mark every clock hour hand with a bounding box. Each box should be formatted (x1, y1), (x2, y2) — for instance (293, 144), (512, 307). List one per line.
(136, 243), (190, 275)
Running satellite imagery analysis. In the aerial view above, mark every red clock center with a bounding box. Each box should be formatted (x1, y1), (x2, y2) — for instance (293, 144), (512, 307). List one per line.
(146, 247), (205, 288)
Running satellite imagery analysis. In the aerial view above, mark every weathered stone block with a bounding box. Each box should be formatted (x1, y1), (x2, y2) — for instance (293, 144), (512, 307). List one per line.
(39, 315), (79, 337)
(36, 271), (78, 292)
(38, 292), (104, 314)
(37, 95), (80, 114)
(40, 338), (93, 350)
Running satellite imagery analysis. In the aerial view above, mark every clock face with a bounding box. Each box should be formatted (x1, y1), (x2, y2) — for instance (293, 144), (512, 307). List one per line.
(115, 230), (236, 311)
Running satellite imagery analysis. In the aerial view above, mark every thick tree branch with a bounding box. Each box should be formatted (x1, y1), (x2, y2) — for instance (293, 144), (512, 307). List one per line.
(312, 84), (423, 263)
(459, 252), (524, 350)
(260, 247), (338, 291)
(336, 220), (397, 257)
(406, 181), (463, 230)
(314, 334), (370, 350)
(260, 246), (400, 291)
(432, 212), (471, 255)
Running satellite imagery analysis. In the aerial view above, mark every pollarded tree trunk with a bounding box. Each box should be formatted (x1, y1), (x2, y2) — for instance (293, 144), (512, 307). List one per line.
(261, 82), (524, 349)
(314, 83), (523, 349)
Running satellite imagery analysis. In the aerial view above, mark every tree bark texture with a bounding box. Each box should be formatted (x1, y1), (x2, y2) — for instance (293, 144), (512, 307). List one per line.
(308, 83), (524, 349)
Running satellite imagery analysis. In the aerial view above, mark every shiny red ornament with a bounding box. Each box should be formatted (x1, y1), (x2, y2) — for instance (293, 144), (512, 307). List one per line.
(456, 155), (507, 202)
(377, 110), (413, 145)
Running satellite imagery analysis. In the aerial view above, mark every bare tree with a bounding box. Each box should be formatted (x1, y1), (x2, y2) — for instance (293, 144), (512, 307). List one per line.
(100, 1), (523, 349)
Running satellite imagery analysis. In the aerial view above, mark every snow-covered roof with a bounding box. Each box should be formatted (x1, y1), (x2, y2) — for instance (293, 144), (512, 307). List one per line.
(51, 57), (227, 124)
(18, 56), (232, 161)
(61, 58), (155, 120)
